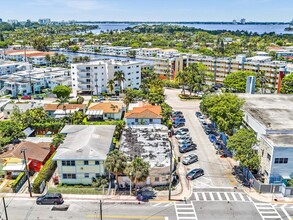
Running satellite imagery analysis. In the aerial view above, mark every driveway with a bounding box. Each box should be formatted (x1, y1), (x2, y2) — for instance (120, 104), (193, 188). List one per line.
(165, 88), (236, 188)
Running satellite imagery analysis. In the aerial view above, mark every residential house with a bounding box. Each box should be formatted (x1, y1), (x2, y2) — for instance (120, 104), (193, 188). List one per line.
(124, 105), (162, 126)
(0, 141), (53, 178)
(44, 104), (86, 118)
(3, 102), (44, 119)
(52, 125), (116, 185)
(86, 101), (125, 121)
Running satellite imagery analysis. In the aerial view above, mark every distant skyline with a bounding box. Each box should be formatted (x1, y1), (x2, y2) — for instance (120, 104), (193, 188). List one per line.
(1, 0), (293, 22)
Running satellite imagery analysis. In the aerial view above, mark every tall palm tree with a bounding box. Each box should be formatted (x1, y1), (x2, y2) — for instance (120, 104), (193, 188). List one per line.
(125, 157), (150, 191)
(175, 70), (188, 95)
(107, 79), (115, 94)
(105, 150), (127, 188)
(114, 70), (125, 94)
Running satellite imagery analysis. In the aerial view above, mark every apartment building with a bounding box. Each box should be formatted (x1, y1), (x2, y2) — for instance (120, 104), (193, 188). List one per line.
(0, 67), (70, 96)
(71, 60), (142, 95)
(99, 46), (132, 56)
(187, 54), (289, 91)
(135, 48), (161, 57)
(0, 61), (32, 76)
(239, 94), (293, 184)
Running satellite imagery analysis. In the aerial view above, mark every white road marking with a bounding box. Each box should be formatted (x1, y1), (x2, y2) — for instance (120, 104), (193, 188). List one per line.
(217, 192), (223, 201)
(209, 192), (214, 201)
(281, 206), (291, 220)
(231, 193), (237, 201)
(254, 203), (282, 220)
(153, 203), (161, 207)
(194, 193), (199, 201)
(238, 193), (245, 201)
(175, 203), (198, 220)
(224, 192), (230, 201)
(201, 192), (207, 201)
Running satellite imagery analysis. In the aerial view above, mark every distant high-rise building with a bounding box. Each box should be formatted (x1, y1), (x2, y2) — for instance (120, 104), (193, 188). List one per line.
(7, 19), (18, 25)
(233, 20), (237, 24)
(240, 18), (246, 24)
(0, 18), (2, 23)
(38, 18), (51, 25)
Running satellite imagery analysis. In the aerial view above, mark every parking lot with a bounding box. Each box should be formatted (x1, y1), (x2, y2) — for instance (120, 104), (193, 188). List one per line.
(165, 88), (236, 188)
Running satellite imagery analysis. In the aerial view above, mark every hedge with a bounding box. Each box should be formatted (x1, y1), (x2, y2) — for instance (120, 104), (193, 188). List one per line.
(11, 172), (25, 191)
(178, 94), (202, 100)
(32, 152), (57, 193)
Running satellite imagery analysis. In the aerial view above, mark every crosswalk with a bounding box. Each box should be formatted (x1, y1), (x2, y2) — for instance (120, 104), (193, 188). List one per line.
(151, 202), (174, 208)
(193, 191), (253, 202)
(272, 204), (293, 209)
(254, 203), (283, 220)
(175, 203), (198, 220)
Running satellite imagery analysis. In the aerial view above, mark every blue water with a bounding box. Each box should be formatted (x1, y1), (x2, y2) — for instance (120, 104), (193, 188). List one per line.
(82, 23), (292, 35)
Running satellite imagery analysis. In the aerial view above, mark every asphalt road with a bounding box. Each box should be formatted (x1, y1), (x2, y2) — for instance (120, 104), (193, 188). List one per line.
(165, 88), (235, 188)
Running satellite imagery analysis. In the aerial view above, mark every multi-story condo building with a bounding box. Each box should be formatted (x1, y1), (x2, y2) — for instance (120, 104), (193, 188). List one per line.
(38, 18), (51, 25)
(71, 60), (142, 95)
(135, 48), (161, 57)
(0, 61), (32, 76)
(99, 46), (132, 56)
(187, 54), (289, 92)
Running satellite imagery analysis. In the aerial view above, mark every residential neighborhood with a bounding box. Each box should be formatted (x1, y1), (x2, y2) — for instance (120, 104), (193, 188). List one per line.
(0, 2), (293, 220)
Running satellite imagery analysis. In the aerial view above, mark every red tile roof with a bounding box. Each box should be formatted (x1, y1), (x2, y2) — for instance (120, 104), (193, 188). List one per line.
(125, 105), (162, 119)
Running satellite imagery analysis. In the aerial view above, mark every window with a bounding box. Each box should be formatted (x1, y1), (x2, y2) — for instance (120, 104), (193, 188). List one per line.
(150, 119), (153, 123)
(274, 158), (288, 164)
(86, 79), (90, 82)
(94, 67), (97, 69)
(155, 177), (160, 182)
(267, 153), (271, 161)
(135, 119), (138, 122)
(63, 173), (76, 179)
(86, 73), (90, 77)
(95, 161), (100, 165)
(136, 77), (139, 79)
(62, 161), (75, 166)
(84, 160), (89, 165)
(86, 67), (90, 70)
(95, 173), (101, 178)
(84, 173), (89, 178)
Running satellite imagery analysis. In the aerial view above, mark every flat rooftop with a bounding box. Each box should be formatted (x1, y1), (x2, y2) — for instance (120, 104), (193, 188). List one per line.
(264, 134), (293, 148)
(238, 94), (293, 131)
(120, 125), (171, 169)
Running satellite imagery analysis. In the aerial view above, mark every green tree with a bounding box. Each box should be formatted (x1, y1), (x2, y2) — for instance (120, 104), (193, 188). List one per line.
(161, 102), (173, 127)
(200, 93), (245, 135)
(114, 70), (126, 93)
(176, 70), (188, 95)
(105, 150), (128, 187)
(125, 157), (150, 191)
(223, 71), (256, 93)
(280, 73), (293, 94)
(31, 36), (51, 51)
(70, 45), (80, 52)
(50, 133), (65, 149)
(52, 85), (72, 99)
(107, 79), (115, 94)
(148, 85), (164, 105)
(227, 128), (260, 171)
(124, 88), (146, 105)
(0, 120), (25, 146)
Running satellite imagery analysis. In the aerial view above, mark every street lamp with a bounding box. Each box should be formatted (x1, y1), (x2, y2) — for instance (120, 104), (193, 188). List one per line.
(129, 172), (132, 196)
(21, 149), (32, 197)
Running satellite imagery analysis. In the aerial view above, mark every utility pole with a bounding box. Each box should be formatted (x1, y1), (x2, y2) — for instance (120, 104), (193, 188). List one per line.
(99, 200), (103, 220)
(21, 149), (32, 197)
(168, 142), (173, 201)
(2, 197), (8, 220)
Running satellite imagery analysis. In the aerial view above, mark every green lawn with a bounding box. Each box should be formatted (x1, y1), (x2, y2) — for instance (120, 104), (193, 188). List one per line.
(48, 186), (105, 195)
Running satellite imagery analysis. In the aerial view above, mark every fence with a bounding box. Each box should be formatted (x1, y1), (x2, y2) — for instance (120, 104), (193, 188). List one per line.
(242, 167), (282, 193)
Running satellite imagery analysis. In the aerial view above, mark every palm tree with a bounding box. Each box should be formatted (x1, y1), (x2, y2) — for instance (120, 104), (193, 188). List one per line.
(110, 104), (118, 120)
(105, 150), (127, 188)
(125, 157), (150, 192)
(107, 79), (115, 94)
(176, 70), (188, 95)
(50, 133), (65, 149)
(258, 71), (269, 94)
(114, 70), (125, 94)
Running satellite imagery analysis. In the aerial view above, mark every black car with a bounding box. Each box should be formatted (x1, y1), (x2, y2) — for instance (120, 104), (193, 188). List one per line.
(173, 111), (183, 115)
(173, 123), (185, 128)
(179, 144), (197, 153)
(10, 96), (18, 100)
(186, 168), (204, 180)
(203, 126), (212, 135)
(213, 141), (223, 150)
(36, 193), (64, 205)
(195, 112), (202, 117)
(182, 154), (198, 165)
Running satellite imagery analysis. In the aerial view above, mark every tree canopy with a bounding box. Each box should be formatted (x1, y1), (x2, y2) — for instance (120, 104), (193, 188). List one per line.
(52, 85), (72, 99)
(31, 36), (51, 51)
(280, 73), (293, 94)
(227, 128), (260, 171)
(223, 71), (256, 93)
(0, 120), (25, 147)
(200, 93), (245, 135)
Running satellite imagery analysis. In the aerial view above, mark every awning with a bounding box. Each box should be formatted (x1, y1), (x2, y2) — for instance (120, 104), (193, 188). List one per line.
(86, 110), (104, 116)
(2, 163), (26, 171)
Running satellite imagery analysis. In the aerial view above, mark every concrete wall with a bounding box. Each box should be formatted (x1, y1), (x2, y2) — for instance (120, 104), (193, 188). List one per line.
(244, 112), (267, 138)
(57, 160), (105, 185)
(126, 118), (161, 126)
(258, 137), (273, 183)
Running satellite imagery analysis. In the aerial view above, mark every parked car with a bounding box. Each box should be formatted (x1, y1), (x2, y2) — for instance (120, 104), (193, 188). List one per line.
(213, 141), (223, 150)
(186, 168), (204, 180)
(195, 112), (202, 117)
(21, 95), (31, 100)
(175, 132), (189, 139)
(36, 193), (64, 205)
(182, 154), (198, 165)
(173, 111), (183, 116)
(179, 144), (197, 153)
(34, 96), (44, 100)
(109, 96), (119, 101)
(10, 96), (18, 100)
(173, 123), (185, 128)
(178, 136), (192, 143)
(203, 126), (212, 135)
(209, 134), (217, 143)
(201, 122), (208, 127)
(179, 140), (194, 148)
(173, 118), (186, 124)
(176, 127), (189, 133)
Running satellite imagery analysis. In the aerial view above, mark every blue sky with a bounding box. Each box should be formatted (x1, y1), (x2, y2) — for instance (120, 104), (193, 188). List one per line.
(1, 0), (292, 22)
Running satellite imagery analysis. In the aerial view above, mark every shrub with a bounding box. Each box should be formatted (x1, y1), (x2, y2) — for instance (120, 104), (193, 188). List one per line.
(32, 152), (57, 193)
(178, 94), (201, 100)
(11, 172), (25, 191)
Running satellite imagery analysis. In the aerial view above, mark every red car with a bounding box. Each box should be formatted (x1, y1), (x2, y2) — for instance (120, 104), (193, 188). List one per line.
(21, 95), (31, 100)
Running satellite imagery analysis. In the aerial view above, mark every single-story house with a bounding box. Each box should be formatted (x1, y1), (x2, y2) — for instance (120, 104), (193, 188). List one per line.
(0, 141), (54, 178)
(3, 102), (44, 119)
(125, 105), (162, 126)
(52, 125), (116, 185)
(86, 101), (124, 121)
(44, 104), (86, 118)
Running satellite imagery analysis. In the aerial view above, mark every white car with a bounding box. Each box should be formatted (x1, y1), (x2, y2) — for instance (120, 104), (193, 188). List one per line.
(178, 136), (192, 144)
(175, 132), (189, 139)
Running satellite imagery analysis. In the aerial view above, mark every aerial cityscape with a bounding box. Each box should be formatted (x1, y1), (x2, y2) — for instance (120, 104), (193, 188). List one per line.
(0, 0), (293, 219)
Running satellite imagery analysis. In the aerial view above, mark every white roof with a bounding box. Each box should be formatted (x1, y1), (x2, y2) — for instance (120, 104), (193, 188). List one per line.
(86, 110), (104, 116)
(3, 163), (25, 171)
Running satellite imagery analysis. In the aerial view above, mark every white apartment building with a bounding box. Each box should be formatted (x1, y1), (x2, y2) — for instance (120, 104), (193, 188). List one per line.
(0, 61), (32, 76)
(99, 46), (132, 56)
(135, 48), (161, 57)
(157, 49), (178, 58)
(38, 18), (51, 25)
(71, 60), (142, 95)
(239, 94), (293, 184)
